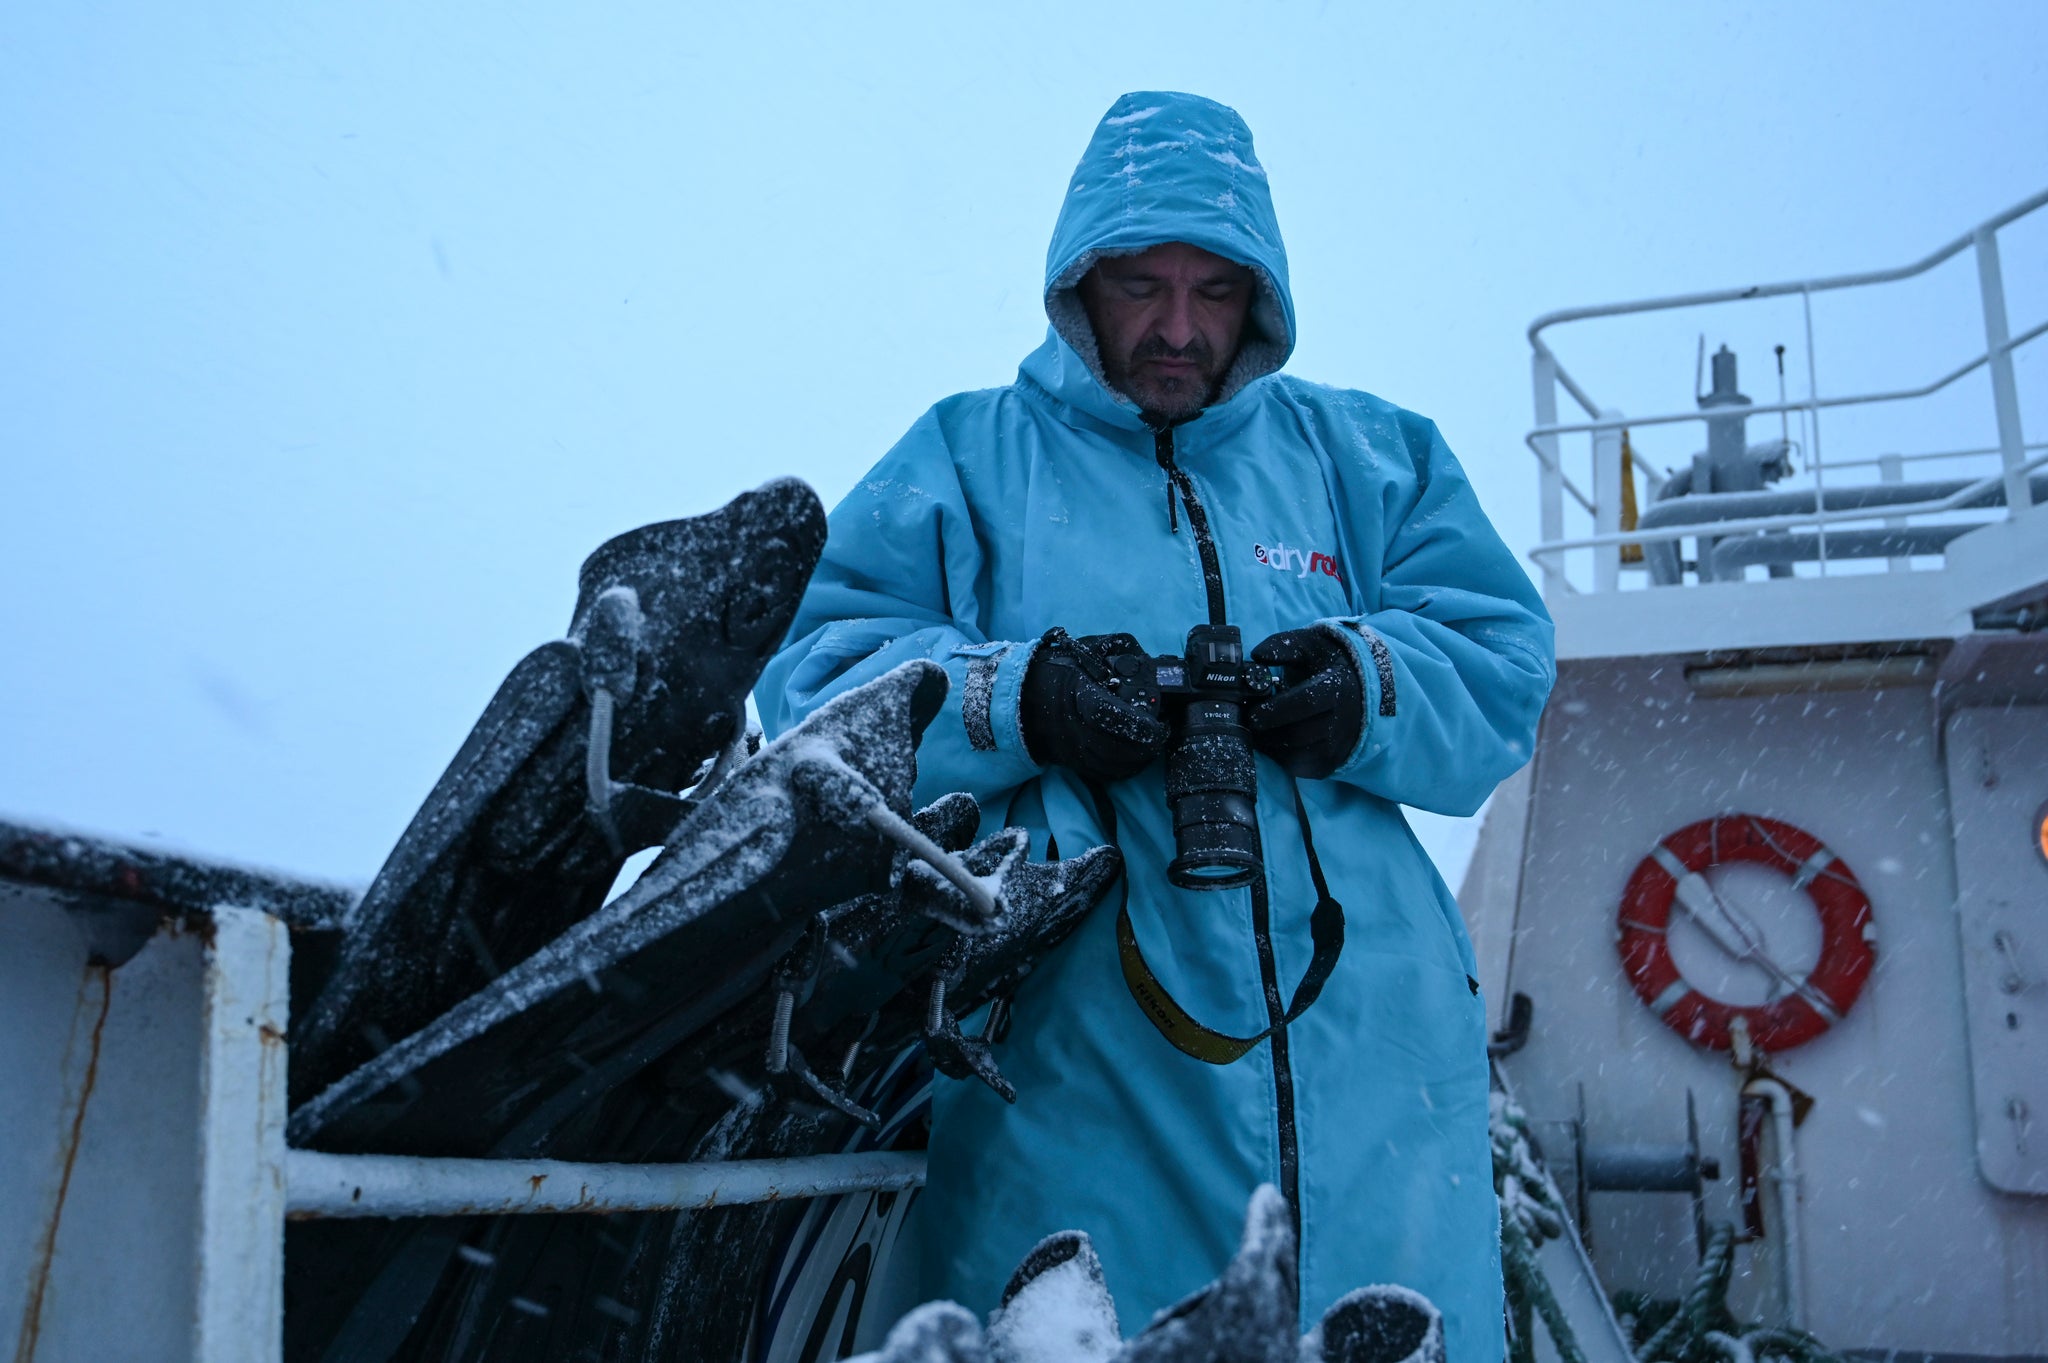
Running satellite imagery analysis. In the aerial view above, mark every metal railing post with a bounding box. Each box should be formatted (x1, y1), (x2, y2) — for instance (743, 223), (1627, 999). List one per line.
(1592, 410), (1624, 593)
(1534, 350), (1566, 599)
(1975, 227), (2034, 514)
(1879, 453), (1909, 572)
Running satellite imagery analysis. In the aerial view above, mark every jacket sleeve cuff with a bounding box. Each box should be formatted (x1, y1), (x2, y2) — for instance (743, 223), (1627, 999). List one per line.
(1318, 617), (1394, 778)
(953, 637), (1042, 771)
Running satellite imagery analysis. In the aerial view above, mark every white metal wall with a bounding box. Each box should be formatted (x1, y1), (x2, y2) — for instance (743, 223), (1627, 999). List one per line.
(1492, 654), (2048, 1357)
(1, 892), (288, 1363)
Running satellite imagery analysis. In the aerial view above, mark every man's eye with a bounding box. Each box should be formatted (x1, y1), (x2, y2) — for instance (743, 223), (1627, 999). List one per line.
(1119, 281), (1161, 299)
(1198, 283), (1242, 301)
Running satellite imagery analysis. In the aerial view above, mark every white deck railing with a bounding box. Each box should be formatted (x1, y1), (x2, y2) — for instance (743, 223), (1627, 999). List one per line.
(1526, 187), (2048, 599)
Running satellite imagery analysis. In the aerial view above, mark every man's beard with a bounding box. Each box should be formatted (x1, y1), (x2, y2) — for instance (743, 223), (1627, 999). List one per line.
(1104, 335), (1228, 421)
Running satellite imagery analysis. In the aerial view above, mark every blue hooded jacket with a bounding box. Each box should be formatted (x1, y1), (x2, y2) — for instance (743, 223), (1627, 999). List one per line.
(760, 92), (1553, 1357)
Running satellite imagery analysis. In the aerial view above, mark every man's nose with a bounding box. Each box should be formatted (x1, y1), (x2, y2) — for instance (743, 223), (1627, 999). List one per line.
(1155, 287), (1200, 349)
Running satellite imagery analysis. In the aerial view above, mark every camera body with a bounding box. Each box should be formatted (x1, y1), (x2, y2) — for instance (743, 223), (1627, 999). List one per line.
(1092, 624), (1281, 890)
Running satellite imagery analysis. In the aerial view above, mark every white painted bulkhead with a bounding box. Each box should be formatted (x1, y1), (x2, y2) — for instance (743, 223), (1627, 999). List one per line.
(1468, 636), (2048, 1358)
(0, 890), (289, 1363)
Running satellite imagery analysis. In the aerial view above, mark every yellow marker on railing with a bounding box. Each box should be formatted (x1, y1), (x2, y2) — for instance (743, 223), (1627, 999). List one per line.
(1619, 430), (1642, 565)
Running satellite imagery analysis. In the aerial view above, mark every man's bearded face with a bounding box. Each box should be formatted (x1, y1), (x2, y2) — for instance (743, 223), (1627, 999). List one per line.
(1079, 241), (1254, 422)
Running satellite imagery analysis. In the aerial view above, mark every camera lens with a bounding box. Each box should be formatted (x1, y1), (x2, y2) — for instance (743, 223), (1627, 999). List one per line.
(1165, 698), (1262, 890)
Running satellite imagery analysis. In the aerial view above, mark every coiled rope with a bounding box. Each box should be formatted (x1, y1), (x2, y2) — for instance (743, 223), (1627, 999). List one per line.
(1492, 1088), (1846, 1363)
(1493, 1089), (1586, 1363)
(1619, 1224), (1846, 1363)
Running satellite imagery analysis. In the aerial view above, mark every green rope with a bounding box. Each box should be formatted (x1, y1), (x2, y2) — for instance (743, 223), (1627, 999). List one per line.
(1503, 1214), (1585, 1363)
(1493, 1089), (1586, 1363)
(1492, 1083), (1850, 1363)
(1619, 1223), (1848, 1363)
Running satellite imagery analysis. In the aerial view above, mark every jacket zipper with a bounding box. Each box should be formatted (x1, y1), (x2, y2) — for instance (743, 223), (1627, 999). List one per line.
(1153, 426), (1226, 627)
(1150, 423), (1303, 1291)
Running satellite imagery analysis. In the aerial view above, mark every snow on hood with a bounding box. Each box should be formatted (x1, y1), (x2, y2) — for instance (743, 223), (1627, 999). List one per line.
(1043, 91), (1296, 409)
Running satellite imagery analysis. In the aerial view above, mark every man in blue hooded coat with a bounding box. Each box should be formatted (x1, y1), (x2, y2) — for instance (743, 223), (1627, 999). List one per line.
(759, 92), (1553, 1359)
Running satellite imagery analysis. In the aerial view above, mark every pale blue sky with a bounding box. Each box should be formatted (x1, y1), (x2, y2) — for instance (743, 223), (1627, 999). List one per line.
(4, 2), (2044, 885)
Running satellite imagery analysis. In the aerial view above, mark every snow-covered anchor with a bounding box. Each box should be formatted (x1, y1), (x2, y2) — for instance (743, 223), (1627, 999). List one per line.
(763, 921), (884, 1126)
(1114, 1183), (1298, 1363)
(988, 1230), (1120, 1363)
(756, 824), (1116, 1120)
(790, 746), (1009, 930)
(852, 1302), (994, 1363)
(286, 655), (1129, 1356)
(287, 659), (949, 1146)
(752, 820), (1036, 1110)
(291, 477), (827, 1105)
(1301, 1288), (1445, 1363)
(849, 1185), (1444, 1363)
(578, 583), (647, 857)
(923, 937), (1018, 1102)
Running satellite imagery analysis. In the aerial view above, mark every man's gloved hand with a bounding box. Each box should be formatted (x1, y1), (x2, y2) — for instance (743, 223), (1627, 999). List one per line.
(1020, 629), (1170, 783)
(1248, 626), (1365, 780)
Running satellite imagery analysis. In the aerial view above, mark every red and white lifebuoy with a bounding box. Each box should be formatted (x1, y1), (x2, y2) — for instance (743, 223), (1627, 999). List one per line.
(1617, 814), (1876, 1053)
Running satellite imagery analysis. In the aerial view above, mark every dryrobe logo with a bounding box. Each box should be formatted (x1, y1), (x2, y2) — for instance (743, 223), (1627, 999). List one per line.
(1253, 540), (1342, 582)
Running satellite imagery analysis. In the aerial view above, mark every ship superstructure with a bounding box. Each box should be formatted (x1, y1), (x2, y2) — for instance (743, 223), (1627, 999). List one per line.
(1465, 188), (2048, 1361)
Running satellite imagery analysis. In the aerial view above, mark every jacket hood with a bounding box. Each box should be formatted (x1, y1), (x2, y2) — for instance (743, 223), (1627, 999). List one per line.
(1042, 91), (1296, 412)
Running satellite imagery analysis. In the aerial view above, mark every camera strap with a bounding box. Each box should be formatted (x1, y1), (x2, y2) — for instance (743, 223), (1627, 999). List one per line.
(1093, 779), (1347, 1066)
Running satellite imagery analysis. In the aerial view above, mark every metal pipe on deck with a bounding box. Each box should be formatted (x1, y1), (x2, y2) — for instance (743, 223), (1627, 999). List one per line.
(1741, 1077), (1806, 1330)
(285, 1149), (928, 1220)
(1707, 525), (1978, 577)
(1635, 472), (2048, 532)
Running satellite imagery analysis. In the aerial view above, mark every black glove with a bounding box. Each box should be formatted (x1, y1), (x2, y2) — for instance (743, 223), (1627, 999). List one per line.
(1020, 629), (1170, 783)
(1248, 626), (1365, 780)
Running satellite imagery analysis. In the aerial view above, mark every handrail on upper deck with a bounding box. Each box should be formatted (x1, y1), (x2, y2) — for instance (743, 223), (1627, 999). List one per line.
(1526, 185), (2048, 358)
(1529, 313), (2048, 446)
(1525, 185), (2048, 596)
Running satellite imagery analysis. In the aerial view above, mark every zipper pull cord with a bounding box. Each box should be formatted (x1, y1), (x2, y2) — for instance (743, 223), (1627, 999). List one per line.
(1153, 426), (1180, 534)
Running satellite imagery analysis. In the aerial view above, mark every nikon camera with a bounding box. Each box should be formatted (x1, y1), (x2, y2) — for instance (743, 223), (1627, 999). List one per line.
(1089, 624), (1281, 891)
